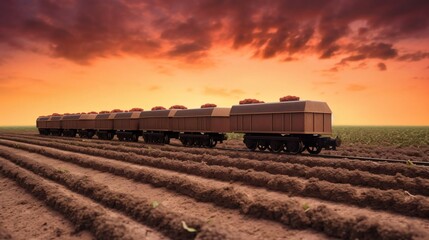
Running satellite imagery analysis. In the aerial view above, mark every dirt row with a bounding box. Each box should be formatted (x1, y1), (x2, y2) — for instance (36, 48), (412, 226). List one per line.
(0, 142), (421, 239)
(0, 157), (159, 240)
(222, 139), (429, 162)
(0, 225), (12, 240)
(7, 134), (427, 196)
(6, 133), (429, 180)
(1, 138), (428, 220)
(2, 145), (334, 239)
(324, 143), (429, 163)
(0, 174), (93, 240)
(0, 148), (237, 240)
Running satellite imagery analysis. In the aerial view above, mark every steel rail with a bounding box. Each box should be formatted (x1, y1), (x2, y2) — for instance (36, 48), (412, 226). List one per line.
(2, 133), (428, 167)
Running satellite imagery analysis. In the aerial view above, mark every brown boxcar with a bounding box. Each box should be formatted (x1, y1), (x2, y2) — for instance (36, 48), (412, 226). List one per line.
(94, 113), (117, 140)
(171, 107), (231, 147)
(61, 114), (81, 137)
(230, 100), (332, 134)
(36, 116), (50, 135)
(172, 108), (231, 133)
(139, 109), (177, 131)
(139, 109), (178, 144)
(76, 113), (98, 138)
(113, 112), (141, 131)
(230, 101), (337, 154)
(46, 115), (64, 136)
(114, 112), (142, 141)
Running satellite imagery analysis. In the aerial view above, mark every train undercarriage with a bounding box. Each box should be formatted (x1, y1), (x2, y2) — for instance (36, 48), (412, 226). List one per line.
(243, 134), (341, 154)
(179, 132), (227, 148)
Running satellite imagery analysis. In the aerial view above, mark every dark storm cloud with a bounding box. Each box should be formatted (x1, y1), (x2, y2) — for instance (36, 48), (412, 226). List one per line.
(0, 0), (428, 64)
(397, 51), (429, 61)
(339, 43), (397, 64)
(377, 62), (387, 71)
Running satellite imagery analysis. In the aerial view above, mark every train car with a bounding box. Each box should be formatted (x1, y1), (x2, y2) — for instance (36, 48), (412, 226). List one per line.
(61, 113), (81, 137)
(230, 100), (340, 154)
(94, 111), (117, 140)
(77, 112), (98, 138)
(172, 107), (231, 147)
(36, 116), (50, 135)
(114, 110), (142, 142)
(46, 114), (63, 136)
(139, 108), (179, 144)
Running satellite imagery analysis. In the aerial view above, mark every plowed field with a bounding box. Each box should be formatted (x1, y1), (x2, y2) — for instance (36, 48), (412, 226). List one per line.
(1, 132), (429, 240)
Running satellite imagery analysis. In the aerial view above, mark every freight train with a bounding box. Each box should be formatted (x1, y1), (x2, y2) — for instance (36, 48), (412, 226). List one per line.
(36, 97), (340, 154)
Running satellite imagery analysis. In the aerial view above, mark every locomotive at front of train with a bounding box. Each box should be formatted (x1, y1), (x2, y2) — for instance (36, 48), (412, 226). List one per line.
(230, 100), (340, 154)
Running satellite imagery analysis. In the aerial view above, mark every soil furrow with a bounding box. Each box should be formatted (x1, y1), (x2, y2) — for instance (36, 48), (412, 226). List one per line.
(0, 140), (422, 240)
(1, 138), (428, 219)
(0, 225), (12, 240)
(0, 145), (326, 240)
(8, 134), (427, 195)
(0, 147), (238, 240)
(0, 157), (164, 240)
(3, 133), (428, 180)
(0, 174), (93, 240)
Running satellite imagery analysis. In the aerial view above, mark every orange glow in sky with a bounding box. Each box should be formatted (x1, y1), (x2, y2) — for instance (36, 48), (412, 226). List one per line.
(0, 1), (428, 126)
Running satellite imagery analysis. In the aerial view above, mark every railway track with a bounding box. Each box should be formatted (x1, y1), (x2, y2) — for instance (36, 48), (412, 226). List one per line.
(166, 143), (429, 167)
(2, 132), (428, 166)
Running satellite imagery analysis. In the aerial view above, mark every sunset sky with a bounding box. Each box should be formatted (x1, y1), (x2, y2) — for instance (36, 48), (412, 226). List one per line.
(1, 0), (428, 126)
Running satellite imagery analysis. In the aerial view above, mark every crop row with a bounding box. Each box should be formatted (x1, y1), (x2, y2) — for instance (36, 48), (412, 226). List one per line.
(0, 225), (12, 240)
(0, 157), (144, 240)
(10, 135), (427, 196)
(0, 149), (234, 240)
(5, 133), (428, 180)
(0, 142), (417, 240)
(1, 138), (429, 222)
(1, 139), (427, 229)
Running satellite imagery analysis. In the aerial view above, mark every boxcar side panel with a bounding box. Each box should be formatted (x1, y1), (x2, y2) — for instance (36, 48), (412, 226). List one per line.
(114, 119), (139, 130)
(95, 120), (113, 130)
(79, 120), (96, 130)
(314, 113), (324, 133)
(304, 113), (314, 133)
(291, 113), (304, 132)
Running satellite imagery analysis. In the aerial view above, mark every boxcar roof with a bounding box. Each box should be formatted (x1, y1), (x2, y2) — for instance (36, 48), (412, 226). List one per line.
(139, 109), (178, 118)
(174, 107), (231, 117)
(49, 116), (64, 121)
(96, 113), (115, 119)
(230, 101), (332, 115)
(37, 117), (50, 121)
(114, 112), (141, 119)
(62, 114), (81, 120)
(79, 114), (97, 120)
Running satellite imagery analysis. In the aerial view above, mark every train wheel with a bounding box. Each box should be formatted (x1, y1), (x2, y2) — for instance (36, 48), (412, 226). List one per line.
(180, 138), (188, 146)
(244, 139), (257, 151)
(306, 146), (322, 154)
(87, 131), (94, 139)
(188, 138), (195, 146)
(131, 133), (138, 142)
(163, 135), (170, 144)
(287, 141), (304, 155)
(270, 141), (283, 153)
(107, 132), (114, 140)
(210, 140), (217, 148)
(257, 141), (267, 151)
